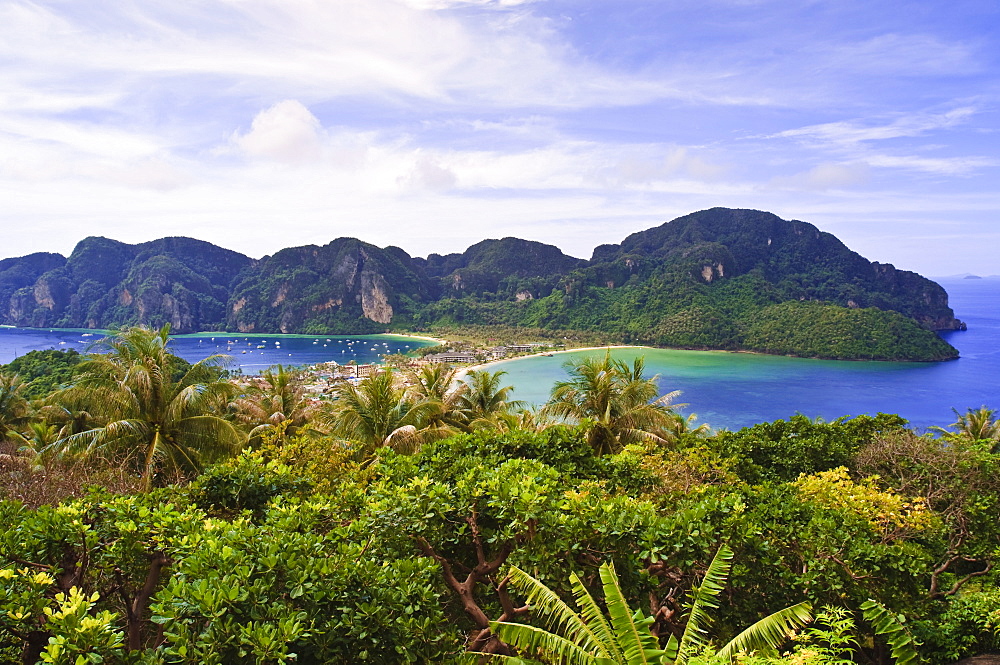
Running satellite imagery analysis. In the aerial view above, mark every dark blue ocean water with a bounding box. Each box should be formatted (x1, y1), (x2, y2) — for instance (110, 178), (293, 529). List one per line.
(490, 278), (1000, 432)
(0, 330), (436, 373)
(0, 278), (996, 431)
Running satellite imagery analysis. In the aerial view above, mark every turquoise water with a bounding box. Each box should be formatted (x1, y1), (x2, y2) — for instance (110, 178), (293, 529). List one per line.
(0, 278), (995, 431)
(0, 330), (438, 372)
(490, 278), (1000, 432)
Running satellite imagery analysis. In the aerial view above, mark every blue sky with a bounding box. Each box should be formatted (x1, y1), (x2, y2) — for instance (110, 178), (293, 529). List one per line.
(1, 0), (998, 275)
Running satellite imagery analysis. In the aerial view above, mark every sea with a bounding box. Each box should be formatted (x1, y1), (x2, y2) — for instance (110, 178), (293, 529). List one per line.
(0, 331), (437, 374)
(0, 277), (996, 432)
(489, 278), (1000, 432)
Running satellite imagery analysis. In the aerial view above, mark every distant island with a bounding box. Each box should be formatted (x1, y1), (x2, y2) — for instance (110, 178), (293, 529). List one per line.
(0, 208), (963, 361)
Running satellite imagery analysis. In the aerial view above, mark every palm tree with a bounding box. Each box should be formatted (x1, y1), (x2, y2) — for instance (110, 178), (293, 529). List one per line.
(36, 402), (97, 440)
(0, 372), (31, 444)
(405, 364), (469, 430)
(489, 408), (558, 435)
(932, 406), (1000, 451)
(232, 365), (321, 445)
(479, 546), (811, 664)
(458, 369), (526, 430)
(325, 370), (446, 458)
(543, 352), (684, 456)
(8, 421), (60, 469)
(47, 325), (244, 490)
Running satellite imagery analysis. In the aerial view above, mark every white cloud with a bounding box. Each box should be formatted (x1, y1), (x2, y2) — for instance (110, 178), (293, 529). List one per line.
(864, 154), (996, 176)
(768, 107), (994, 175)
(0, 0), (675, 118)
(400, 0), (540, 8)
(232, 100), (325, 164)
(770, 163), (870, 191)
(829, 33), (980, 77)
(398, 155), (458, 191)
(774, 108), (978, 146)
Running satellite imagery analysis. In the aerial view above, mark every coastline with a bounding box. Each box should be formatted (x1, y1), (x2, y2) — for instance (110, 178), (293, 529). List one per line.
(390, 332), (447, 345)
(456, 344), (651, 379)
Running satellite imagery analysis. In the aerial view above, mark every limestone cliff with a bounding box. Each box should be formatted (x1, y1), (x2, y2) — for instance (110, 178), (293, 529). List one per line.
(225, 238), (428, 334)
(0, 208), (966, 360)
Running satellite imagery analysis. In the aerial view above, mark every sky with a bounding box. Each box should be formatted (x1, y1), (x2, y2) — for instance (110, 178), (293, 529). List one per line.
(1, 0), (998, 276)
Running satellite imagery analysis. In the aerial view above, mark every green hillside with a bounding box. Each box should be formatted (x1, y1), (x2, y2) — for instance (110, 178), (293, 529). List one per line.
(0, 208), (964, 360)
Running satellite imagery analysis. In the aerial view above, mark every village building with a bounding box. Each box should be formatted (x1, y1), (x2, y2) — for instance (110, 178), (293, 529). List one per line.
(425, 351), (479, 364)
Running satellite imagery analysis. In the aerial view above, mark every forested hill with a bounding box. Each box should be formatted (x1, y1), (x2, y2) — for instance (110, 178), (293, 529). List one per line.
(0, 208), (964, 360)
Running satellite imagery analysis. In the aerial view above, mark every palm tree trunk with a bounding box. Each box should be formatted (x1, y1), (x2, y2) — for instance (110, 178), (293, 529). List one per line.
(142, 429), (162, 492)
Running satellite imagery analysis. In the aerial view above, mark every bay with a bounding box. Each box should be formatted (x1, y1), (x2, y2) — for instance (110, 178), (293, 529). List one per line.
(0, 278), (996, 432)
(0, 330), (437, 371)
(489, 278), (1000, 432)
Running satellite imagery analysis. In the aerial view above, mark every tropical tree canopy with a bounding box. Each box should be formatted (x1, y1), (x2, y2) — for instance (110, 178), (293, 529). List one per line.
(543, 352), (683, 455)
(458, 369), (526, 429)
(932, 406), (1000, 451)
(325, 369), (446, 457)
(45, 325), (244, 489)
(405, 363), (470, 430)
(0, 372), (31, 444)
(232, 364), (320, 444)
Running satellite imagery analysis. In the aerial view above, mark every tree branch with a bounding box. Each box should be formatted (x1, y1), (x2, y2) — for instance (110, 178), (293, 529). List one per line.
(929, 554), (992, 599)
(495, 575), (530, 622)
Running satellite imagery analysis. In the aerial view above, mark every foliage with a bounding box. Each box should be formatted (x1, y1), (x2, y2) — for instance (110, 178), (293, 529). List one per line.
(231, 365), (322, 446)
(710, 413), (908, 484)
(38, 588), (125, 665)
(458, 369), (526, 428)
(1, 349), (83, 400)
(479, 550), (811, 665)
(188, 451), (314, 519)
(47, 325), (244, 489)
(324, 369), (447, 458)
(740, 301), (956, 362)
(1, 343), (998, 664)
(150, 497), (460, 664)
(859, 599), (920, 665)
(483, 562), (670, 664)
(910, 585), (1000, 663)
(930, 406), (1000, 451)
(544, 352), (684, 455)
(793, 467), (934, 541)
(0, 371), (31, 443)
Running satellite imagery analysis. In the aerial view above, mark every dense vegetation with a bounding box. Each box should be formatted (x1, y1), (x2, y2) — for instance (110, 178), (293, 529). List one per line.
(2, 350), (83, 399)
(0, 208), (963, 360)
(1, 327), (998, 664)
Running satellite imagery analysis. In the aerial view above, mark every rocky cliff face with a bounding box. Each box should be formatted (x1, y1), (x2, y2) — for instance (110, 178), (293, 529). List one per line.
(585, 208), (964, 331)
(226, 238), (429, 334)
(417, 237), (585, 299)
(0, 237), (251, 332)
(0, 209), (965, 348)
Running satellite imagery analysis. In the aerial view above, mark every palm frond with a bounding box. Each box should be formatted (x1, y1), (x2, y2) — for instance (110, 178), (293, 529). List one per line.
(676, 544), (733, 663)
(715, 601), (812, 662)
(175, 415), (246, 460)
(490, 621), (604, 665)
(860, 600), (920, 665)
(599, 563), (665, 664)
(504, 566), (612, 660)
